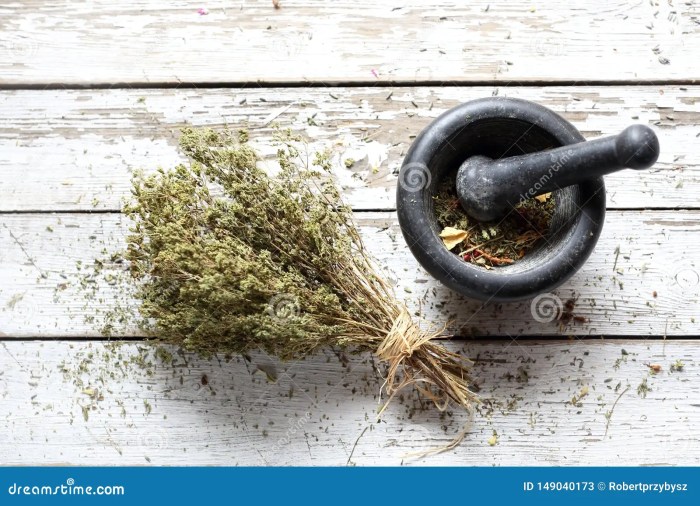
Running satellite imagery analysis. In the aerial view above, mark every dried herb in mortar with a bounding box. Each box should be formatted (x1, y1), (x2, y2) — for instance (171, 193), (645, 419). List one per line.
(124, 127), (475, 410)
(434, 169), (555, 267)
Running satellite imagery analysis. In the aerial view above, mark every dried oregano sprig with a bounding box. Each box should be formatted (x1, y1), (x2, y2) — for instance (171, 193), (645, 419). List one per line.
(124, 127), (475, 410)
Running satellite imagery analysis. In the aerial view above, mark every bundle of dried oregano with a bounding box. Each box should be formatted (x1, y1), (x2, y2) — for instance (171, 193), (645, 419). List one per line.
(124, 127), (475, 411)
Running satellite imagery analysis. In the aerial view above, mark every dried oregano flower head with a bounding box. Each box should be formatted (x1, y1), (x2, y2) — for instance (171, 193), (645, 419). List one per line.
(124, 127), (475, 410)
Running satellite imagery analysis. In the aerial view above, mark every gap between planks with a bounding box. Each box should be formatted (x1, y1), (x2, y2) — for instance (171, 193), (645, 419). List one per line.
(2, 80), (700, 91)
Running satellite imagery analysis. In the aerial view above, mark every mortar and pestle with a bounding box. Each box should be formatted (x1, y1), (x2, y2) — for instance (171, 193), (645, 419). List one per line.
(396, 97), (660, 302)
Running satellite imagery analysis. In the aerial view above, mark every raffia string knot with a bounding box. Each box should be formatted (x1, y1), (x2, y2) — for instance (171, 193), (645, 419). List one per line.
(376, 305), (475, 413)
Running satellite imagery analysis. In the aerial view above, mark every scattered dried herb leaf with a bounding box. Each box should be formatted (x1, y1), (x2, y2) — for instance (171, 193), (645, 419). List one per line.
(433, 170), (555, 266)
(439, 226), (470, 250)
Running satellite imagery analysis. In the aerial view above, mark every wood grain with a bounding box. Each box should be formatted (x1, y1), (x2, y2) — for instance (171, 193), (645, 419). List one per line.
(0, 1), (698, 85)
(0, 339), (698, 465)
(1, 211), (698, 338)
(2, 0), (698, 469)
(0, 86), (698, 212)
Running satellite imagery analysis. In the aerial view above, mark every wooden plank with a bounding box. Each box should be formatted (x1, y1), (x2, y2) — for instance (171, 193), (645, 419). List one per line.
(1, 211), (698, 338)
(0, 86), (698, 212)
(0, 339), (698, 465)
(0, 1), (698, 85)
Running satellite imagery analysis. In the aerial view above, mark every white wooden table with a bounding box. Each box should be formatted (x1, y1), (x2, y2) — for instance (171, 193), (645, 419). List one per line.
(1, 0), (699, 466)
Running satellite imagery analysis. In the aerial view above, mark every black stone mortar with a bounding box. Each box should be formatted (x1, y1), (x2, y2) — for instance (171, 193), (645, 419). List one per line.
(396, 97), (659, 302)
